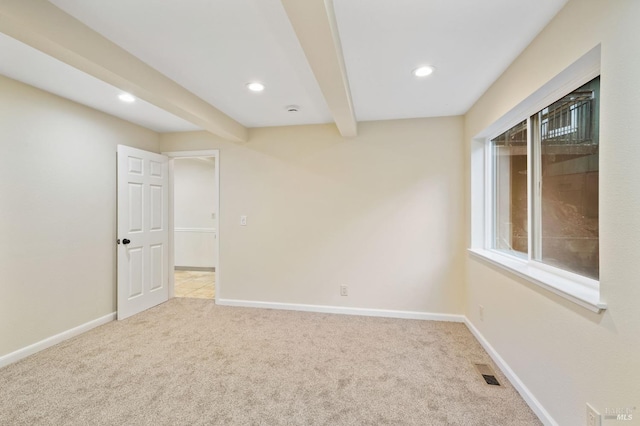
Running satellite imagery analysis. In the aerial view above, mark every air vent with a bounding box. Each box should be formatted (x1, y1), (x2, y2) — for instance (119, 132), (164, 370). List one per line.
(473, 363), (501, 386)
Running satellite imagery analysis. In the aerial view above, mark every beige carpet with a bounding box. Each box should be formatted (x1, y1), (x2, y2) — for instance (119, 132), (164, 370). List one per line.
(0, 299), (540, 425)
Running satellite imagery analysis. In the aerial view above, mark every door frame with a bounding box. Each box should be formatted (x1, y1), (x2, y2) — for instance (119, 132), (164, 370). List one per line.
(163, 149), (220, 303)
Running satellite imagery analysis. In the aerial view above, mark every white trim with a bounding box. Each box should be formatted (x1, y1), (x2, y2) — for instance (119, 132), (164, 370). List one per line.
(217, 298), (465, 322)
(528, 115), (536, 258)
(474, 45), (601, 141)
(470, 138), (487, 248)
(468, 248), (605, 313)
(174, 227), (216, 233)
(162, 149), (220, 303)
(0, 312), (115, 369)
(464, 318), (558, 426)
(167, 158), (176, 298)
(163, 150), (220, 158)
(483, 136), (493, 249)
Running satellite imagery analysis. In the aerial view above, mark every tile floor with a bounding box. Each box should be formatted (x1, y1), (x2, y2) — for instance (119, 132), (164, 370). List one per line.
(174, 270), (215, 299)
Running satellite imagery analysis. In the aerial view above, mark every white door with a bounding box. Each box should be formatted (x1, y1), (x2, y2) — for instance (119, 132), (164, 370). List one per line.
(117, 145), (169, 320)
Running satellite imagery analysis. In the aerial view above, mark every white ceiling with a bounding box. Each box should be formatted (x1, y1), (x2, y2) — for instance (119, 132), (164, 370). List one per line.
(334, 0), (569, 121)
(0, 32), (199, 133)
(1, 0), (568, 134)
(49, 0), (333, 129)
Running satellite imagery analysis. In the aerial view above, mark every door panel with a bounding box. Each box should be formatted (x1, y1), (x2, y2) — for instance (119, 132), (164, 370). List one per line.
(150, 244), (163, 291)
(129, 183), (143, 232)
(117, 145), (169, 320)
(150, 160), (163, 177)
(150, 185), (163, 230)
(128, 155), (143, 174)
(128, 247), (144, 298)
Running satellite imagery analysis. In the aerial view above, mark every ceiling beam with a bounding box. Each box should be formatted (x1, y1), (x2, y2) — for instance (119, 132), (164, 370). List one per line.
(0, 0), (247, 142)
(281, 0), (357, 137)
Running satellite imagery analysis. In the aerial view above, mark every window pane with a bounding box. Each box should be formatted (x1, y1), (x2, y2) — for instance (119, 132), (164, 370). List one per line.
(536, 77), (599, 279)
(492, 120), (528, 255)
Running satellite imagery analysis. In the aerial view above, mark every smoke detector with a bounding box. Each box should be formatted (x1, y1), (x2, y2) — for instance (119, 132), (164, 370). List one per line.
(285, 105), (300, 113)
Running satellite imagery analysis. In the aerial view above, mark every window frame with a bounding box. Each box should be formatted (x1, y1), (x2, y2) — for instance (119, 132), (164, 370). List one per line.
(486, 123), (521, 254)
(469, 46), (605, 313)
(485, 119), (530, 258)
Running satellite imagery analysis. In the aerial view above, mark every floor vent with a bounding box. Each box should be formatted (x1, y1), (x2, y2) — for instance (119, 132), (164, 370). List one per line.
(473, 363), (501, 386)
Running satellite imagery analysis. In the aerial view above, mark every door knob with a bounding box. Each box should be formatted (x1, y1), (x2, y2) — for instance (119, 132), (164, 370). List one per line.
(122, 239), (131, 245)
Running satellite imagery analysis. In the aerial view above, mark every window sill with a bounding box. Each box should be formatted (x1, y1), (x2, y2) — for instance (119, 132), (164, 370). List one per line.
(468, 248), (606, 313)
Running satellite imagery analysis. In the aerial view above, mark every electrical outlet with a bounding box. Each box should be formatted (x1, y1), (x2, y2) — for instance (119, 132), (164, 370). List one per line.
(587, 403), (601, 426)
(479, 305), (484, 321)
(240, 215), (247, 226)
(340, 285), (348, 296)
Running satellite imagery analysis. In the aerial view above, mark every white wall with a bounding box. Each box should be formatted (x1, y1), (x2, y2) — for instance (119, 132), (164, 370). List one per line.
(0, 75), (159, 358)
(173, 157), (216, 268)
(161, 118), (465, 314)
(464, 1), (640, 424)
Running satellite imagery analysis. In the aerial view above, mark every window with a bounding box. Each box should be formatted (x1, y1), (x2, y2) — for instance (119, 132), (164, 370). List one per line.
(489, 77), (599, 278)
(491, 120), (528, 256)
(533, 78), (599, 280)
(470, 66), (604, 312)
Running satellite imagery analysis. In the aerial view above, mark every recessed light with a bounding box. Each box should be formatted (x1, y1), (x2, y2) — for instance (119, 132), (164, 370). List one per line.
(118, 93), (136, 103)
(246, 82), (265, 92)
(413, 65), (435, 77)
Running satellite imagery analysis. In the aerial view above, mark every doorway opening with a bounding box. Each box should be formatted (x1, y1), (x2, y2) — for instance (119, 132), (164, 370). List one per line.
(174, 269), (215, 299)
(165, 150), (220, 302)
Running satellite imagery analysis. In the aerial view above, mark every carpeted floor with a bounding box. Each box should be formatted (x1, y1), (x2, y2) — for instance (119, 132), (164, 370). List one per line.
(0, 299), (541, 425)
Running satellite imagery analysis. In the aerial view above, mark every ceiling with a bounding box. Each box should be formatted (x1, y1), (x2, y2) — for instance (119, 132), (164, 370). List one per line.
(0, 32), (199, 133)
(0, 0), (568, 136)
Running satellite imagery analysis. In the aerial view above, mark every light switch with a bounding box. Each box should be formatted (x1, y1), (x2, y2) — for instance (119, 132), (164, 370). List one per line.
(240, 215), (247, 226)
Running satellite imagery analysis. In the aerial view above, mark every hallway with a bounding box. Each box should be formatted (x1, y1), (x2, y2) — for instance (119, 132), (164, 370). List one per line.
(174, 270), (215, 299)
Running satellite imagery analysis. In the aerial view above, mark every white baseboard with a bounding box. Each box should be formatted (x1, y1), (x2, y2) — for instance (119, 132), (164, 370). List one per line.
(216, 298), (465, 323)
(464, 318), (557, 426)
(0, 312), (116, 369)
